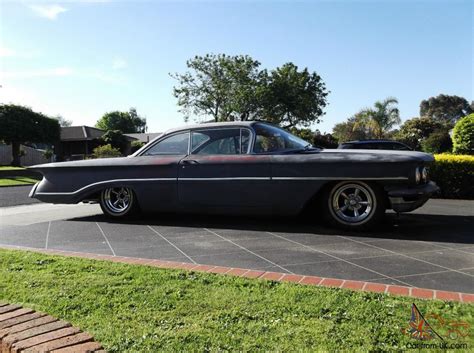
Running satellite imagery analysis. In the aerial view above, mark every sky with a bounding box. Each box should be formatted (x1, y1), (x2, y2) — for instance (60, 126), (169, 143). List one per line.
(0, 0), (472, 134)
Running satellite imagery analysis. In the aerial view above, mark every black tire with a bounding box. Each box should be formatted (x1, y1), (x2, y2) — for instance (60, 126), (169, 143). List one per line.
(321, 181), (385, 230)
(99, 186), (138, 218)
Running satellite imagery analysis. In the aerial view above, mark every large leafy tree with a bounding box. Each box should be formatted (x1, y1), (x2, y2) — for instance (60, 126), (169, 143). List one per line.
(420, 94), (473, 125)
(0, 104), (60, 166)
(96, 108), (147, 133)
(172, 54), (329, 127)
(172, 54), (263, 122)
(259, 63), (328, 128)
(354, 97), (401, 139)
(394, 116), (445, 150)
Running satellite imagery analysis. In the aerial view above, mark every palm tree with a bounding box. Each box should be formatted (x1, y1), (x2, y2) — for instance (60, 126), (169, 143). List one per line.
(354, 97), (401, 139)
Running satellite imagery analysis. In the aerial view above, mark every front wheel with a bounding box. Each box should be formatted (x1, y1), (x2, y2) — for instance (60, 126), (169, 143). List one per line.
(322, 181), (385, 230)
(100, 187), (138, 218)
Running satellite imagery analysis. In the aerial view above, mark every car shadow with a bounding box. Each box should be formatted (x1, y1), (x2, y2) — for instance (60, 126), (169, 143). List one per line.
(69, 212), (474, 246)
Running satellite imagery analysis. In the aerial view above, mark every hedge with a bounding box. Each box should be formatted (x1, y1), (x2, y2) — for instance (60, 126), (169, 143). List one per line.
(430, 154), (474, 199)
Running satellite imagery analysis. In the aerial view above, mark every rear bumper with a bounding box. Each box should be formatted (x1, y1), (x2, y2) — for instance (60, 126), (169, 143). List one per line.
(385, 181), (440, 213)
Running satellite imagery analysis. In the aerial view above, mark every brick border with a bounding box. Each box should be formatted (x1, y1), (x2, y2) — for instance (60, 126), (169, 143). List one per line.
(0, 302), (105, 353)
(1, 245), (473, 303)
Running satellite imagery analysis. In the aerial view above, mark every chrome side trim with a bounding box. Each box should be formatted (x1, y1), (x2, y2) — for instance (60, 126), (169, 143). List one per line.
(35, 178), (176, 196)
(272, 176), (408, 181)
(34, 176), (409, 196)
(179, 177), (271, 181)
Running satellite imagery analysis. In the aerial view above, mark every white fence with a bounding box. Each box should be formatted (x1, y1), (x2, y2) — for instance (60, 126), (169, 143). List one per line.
(0, 144), (52, 166)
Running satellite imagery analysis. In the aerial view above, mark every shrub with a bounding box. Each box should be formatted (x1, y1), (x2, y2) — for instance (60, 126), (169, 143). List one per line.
(421, 130), (452, 154)
(131, 140), (145, 153)
(452, 114), (474, 155)
(92, 144), (121, 159)
(430, 154), (474, 199)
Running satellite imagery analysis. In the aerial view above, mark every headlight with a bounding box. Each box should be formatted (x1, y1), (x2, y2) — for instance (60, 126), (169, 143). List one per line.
(415, 168), (421, 184)
(422, 167), (428, 183)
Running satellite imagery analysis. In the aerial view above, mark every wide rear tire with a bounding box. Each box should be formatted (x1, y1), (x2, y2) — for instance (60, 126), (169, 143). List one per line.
(321, 181), (385, 230)
(99, 187), (138, 218)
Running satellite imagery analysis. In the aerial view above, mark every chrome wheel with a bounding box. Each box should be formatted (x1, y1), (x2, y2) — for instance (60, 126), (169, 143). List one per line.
(102, 187), (133, 214)
(330, 182), (376, 225)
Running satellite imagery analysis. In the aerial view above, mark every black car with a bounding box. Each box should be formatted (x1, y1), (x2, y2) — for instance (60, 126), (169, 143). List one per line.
(29, 122), (438, 230)
(338, 140), (413, 151)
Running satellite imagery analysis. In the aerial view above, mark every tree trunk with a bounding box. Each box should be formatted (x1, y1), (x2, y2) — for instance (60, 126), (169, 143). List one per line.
(11, 141), (21, 167)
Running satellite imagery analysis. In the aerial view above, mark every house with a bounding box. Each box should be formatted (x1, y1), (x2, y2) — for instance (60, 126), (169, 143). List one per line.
(55, 126), (106, 161)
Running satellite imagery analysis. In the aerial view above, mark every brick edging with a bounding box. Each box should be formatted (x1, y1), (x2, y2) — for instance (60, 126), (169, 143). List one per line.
(0, 302), (105, 353)
(1, 245), (473, 304)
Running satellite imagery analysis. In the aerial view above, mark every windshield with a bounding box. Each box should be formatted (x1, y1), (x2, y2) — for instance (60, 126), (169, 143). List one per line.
(253, 123), (311, 153)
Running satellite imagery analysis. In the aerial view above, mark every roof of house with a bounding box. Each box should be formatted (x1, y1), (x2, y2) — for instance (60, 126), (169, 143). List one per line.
(124, 132), (162, 143)
(60, 126), (105, 141)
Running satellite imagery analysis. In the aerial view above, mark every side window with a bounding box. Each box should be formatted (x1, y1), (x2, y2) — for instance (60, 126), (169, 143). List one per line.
(143, 132), (189, 155)
(191, 128), (251, 155)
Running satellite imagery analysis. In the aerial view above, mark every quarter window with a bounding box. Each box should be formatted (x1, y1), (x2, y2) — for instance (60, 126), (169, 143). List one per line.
(143, 132), (189, 155)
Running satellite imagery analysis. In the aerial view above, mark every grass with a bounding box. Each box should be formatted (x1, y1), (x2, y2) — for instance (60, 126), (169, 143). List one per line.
(0, 249), (472, 352)
(0, 166), (25, 171)
(0, 176), (39, 187)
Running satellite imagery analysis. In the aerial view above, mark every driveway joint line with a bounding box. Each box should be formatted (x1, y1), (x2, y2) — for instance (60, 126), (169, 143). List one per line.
(265, 231), (410, 286)
(95, 222), (116, 256)
(203, 228), (293, 274)
(147, 225), (197, 264)
(338, 235), (474, 278)
(45, 221), (51, 250)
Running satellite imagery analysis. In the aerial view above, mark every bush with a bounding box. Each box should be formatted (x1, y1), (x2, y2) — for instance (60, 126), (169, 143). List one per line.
(92, 144), (121, 159)
(430, 154), (474, 199)
(131, 140), (145, 153)
(421, 130), (452, 154)
(452, 114), (474, 154)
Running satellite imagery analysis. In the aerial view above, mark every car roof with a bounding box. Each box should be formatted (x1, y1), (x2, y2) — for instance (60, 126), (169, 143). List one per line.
(163, 121), (266, 135)
(342, 140), (405, 144)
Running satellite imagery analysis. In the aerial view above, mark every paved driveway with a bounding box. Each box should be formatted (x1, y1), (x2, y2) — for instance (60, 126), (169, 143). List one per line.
(0, 199), (473, 293)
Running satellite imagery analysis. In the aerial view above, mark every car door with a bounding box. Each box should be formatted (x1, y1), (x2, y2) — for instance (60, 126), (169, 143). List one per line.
(177, 127), (272, 210)
(134, 131), (190, 211)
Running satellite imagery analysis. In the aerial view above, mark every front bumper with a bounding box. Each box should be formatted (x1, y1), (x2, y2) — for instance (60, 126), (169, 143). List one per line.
(385, 181), (440, 213)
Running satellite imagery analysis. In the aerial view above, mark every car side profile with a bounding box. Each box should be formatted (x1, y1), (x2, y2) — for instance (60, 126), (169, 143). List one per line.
(338, 140), (413, 151)
(29, 122), (439, 230)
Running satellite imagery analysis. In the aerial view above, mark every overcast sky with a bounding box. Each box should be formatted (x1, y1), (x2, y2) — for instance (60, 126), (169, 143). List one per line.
(1, 0), (472, 133)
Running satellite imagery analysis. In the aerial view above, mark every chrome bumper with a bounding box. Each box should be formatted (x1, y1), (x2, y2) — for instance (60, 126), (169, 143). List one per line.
(385, 181), (439, 213)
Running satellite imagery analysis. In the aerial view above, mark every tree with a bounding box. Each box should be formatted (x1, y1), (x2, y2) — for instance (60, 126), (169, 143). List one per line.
(96, 108), (147, 133)
(420, 130), (452, 154)
(100, 130), (128, 154)
(332, 116), (369, 143)
(395, 116), (445, 150)
(172, 54), (329, 127)
(354, 97), (401, 139)
(258, 63), (328, 128)
(54, 115), (72, 127)
(452, 114), (474, 154)
(172, 54), (262, 122)
(0, 104), (60, 166)
(420, 94), (472, 125)
(312, 130), (339, 148)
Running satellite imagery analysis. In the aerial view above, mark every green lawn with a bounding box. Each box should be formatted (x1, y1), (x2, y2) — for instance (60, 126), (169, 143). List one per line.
(0, 176), (39, 187)
(0, 166), (25, 171)
(0, 249), (472, 352)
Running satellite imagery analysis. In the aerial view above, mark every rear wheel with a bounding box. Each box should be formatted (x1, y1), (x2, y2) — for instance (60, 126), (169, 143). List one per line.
(100, 187), (137, 218)
(322, 181), (385, 230)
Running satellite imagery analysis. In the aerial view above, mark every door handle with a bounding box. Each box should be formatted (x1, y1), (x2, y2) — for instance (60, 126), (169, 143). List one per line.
(181, 160), (199, 165)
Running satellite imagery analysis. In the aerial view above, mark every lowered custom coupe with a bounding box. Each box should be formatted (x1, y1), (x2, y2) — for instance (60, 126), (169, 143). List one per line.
(29, 122), (439, 230)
